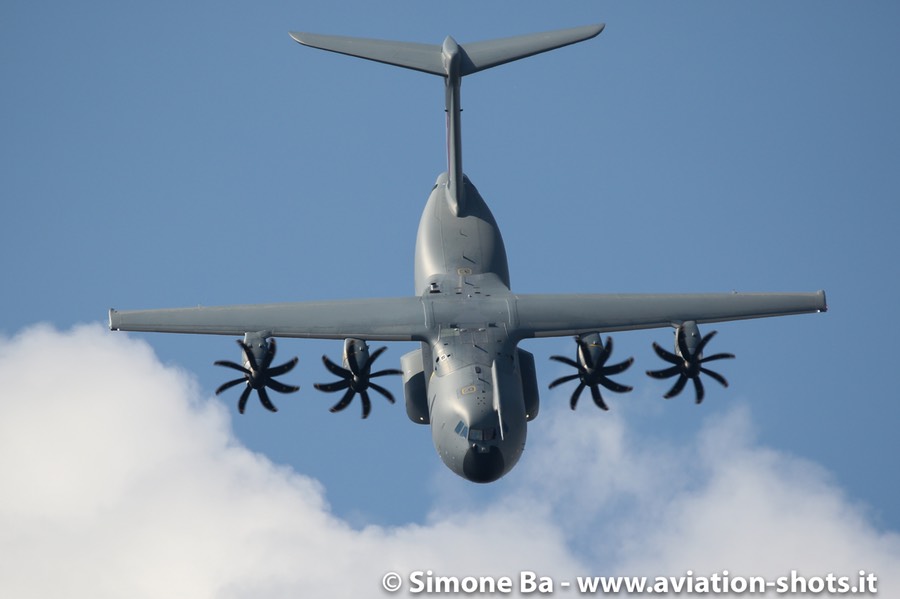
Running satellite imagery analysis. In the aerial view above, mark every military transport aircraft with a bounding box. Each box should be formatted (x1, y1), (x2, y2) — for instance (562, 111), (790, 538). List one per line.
(108, 24), (826, 483)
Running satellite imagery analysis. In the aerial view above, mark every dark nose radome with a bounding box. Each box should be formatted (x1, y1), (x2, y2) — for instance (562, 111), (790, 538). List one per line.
(463, 445), (505, 483)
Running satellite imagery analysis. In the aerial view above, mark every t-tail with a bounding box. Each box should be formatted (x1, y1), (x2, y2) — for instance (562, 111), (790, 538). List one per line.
(289, 24), (604, 215)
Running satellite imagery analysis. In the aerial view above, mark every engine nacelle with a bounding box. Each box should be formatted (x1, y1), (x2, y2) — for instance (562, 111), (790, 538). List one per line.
(341, 337), (370, 372)
(675, 321), (701, 357)
(577, 332), (606, 370)
(242, 331), (271, 372)
(401, 348), (430, 424)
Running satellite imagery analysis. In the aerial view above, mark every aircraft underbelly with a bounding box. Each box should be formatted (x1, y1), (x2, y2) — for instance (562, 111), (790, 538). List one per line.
(414, 173), (510, 295)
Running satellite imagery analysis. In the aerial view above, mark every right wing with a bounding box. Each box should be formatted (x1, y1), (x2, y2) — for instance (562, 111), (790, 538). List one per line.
(109, 297), (429, 342)
(512, 291), (827, 339)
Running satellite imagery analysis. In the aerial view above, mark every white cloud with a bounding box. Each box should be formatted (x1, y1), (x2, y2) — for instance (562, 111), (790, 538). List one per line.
(1, 324), (897, 598)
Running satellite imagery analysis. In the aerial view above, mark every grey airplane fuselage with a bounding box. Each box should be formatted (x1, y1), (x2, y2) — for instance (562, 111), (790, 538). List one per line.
(414, 172), (527, 483)
(106, 25), (828, 486)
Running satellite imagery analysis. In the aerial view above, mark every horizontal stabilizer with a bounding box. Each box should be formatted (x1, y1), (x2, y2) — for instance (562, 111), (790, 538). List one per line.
(289, 32), (444, 75)
(289, 23), (605, 78)
(460, 23), (604, 75)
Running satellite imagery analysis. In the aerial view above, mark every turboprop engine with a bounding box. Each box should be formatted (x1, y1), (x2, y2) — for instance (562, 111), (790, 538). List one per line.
(213, 333), (300, 413)
(314, 338), (402, 418)
(646, 321), (735, 403)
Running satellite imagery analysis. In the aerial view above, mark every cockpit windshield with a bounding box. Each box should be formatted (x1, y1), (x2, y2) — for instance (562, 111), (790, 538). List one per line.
(467, 427), (497, 442)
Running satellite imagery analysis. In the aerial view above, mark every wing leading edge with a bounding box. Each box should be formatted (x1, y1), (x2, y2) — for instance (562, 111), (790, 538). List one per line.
(511, 291), (827, 339)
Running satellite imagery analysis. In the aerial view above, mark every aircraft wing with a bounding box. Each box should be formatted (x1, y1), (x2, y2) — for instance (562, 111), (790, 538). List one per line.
(512, 291), (827, 338)
(110, 291), (825, 342)
(108, 297), (430, 341)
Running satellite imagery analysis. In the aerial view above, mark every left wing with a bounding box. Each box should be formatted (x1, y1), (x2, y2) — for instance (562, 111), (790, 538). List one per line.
(109, 297), (429, 341)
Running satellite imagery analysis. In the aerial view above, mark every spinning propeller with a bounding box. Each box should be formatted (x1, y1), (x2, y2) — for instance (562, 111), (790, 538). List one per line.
(549, 333), (634, 411)
(646, 327), (734, 404)
(214, 338), (299, 413)
(315, 340), (401, 418)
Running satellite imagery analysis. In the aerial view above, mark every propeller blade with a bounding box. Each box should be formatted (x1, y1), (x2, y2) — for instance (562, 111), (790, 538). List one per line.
(695, 330), (717, 356)
(590, 384), (609, 411)
(360, 390), (372, 419)
(549, 355), (579, 369)
(266, 357), (299, 378)
(651, 342), (681, 365)
(368, 381), (396, 403)
(576, 337), (596, 370)
(329, 387), (356, 413)
(601, 357), (634, 376)
(260, 338), (277, 370)
(700, 367), (729, 388)
(569, 382), (586, 410)
(346, 351), (361, 378)
(598, 376), (632, 394)
(676, 328), (692, 361)
(370, 368), (403, 378)
(664, 374), (689, 399)
(215, 377), (246, 395)
(549, 373), (581, 389)
(314, 379), (351, 393)
(692, 376), (705, 404)
(238, 386), (253, 414)
(266, 379), (300, 394)
(646, 365), (681, 379)
(257, 386), (278, 412)
(599, 337), (614, 364)
(700, 352), (735, 364)
(214, 360), (251, 375)
(322, 355), (351, 378)
(365, 346), (389, 370)
(237, 340), (260, 373)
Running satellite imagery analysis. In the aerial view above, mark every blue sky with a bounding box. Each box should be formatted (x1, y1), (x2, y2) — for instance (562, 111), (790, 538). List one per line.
(3, 1), (900, 596)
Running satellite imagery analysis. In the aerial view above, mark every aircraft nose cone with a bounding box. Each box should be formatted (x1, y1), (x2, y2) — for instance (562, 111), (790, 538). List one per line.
(462, 445), (505, 483)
